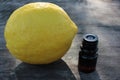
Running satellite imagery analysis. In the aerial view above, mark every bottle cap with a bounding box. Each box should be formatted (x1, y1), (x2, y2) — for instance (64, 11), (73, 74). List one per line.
(82, 34), (98, 50)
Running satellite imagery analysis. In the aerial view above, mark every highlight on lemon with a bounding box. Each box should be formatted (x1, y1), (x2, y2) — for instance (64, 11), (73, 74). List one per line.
(4, 2), (78, 64)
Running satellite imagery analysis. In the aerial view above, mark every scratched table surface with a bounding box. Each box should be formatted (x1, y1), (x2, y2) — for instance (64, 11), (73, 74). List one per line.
(0, 0), (120, 80)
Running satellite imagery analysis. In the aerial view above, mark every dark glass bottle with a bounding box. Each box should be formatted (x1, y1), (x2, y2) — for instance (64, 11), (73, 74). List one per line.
(78, 34), (98, 73)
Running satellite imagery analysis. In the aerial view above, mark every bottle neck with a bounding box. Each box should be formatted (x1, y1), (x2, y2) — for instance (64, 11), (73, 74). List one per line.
(80, 45), (98, 57)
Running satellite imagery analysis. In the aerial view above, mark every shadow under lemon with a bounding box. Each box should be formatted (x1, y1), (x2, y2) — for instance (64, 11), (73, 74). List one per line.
(15, 59), (76, 80)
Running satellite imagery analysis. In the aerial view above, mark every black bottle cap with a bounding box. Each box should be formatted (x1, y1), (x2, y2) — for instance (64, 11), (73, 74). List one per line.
(82, 34), (98, 50)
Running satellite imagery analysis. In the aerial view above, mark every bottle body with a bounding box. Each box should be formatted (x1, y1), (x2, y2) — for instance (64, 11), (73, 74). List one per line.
(78, 51), (98, 73)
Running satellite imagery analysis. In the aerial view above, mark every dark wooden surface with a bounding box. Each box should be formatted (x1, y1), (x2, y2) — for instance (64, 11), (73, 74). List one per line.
(0, 0), (120, 80)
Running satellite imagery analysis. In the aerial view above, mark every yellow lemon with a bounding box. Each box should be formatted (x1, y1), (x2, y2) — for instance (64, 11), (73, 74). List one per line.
(4, 2), (78, 64)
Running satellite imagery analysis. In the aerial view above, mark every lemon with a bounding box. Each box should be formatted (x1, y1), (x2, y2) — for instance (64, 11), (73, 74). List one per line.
(4, 2), (78, 64)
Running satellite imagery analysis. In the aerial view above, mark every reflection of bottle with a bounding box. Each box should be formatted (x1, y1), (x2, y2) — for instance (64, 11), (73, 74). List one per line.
(78, 34), (98, 73)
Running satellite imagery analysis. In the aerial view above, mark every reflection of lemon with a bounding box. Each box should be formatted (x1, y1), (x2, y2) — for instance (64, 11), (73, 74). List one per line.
(4, 2), (78, 64)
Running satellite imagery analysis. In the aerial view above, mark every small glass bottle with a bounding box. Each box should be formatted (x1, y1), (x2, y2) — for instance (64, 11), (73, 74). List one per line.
(78, 34), (98, 73)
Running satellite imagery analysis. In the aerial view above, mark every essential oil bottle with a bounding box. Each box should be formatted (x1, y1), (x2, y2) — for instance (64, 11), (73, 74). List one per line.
(78, 34), (98, 73)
